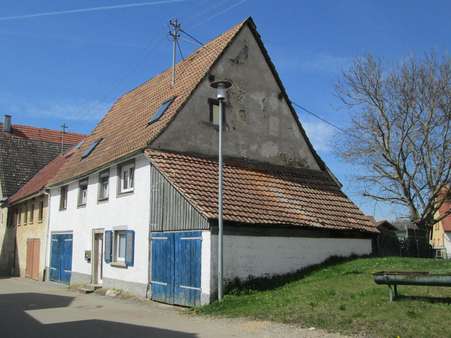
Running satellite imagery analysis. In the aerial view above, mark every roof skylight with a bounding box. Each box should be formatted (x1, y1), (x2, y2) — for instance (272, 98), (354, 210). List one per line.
(81, 138), (102, 159)
(148, 97), (176, 124)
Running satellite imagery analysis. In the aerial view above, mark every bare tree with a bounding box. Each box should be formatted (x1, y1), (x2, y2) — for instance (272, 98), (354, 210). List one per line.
(336, 53), (450, 231)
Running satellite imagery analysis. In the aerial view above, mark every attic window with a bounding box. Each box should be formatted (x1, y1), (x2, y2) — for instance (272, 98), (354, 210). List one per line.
(148, 97), (176, 124)
(81, 139), (102, 159)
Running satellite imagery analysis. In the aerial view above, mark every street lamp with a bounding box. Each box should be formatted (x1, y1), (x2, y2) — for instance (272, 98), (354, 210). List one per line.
(210, 79), (232, 301)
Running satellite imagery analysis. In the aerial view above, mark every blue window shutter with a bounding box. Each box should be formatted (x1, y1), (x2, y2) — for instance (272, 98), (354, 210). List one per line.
(125, 230), (135, 267)
(104, 231), (112, 263)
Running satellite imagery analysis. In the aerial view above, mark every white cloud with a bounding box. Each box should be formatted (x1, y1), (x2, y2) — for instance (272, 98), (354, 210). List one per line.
(302, 120), (337, 152)
(0, 95), (109, 122)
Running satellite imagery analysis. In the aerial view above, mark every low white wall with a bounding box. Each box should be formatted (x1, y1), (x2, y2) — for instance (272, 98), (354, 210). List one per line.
(209, 234), (371, 292)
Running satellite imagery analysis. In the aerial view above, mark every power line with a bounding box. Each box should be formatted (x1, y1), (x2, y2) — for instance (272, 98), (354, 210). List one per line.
(180, 28), (203, 46)
(291, 100), (347, 134)
(0, 0), (186, 22)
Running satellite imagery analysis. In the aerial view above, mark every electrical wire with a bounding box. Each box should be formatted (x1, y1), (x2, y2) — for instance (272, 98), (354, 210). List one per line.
(180, 28), (203, 46)
(291, 101), (347, 134)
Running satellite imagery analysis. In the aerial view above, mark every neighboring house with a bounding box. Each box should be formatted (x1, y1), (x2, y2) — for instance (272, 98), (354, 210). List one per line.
(373, 219), (397, 234)
(0, 115), (84, 274)
(392, 219), (422, 240)
(370, 218), (400, 256)
(431, 186), (451, 258)
(46, 17), (377, 306)
(8, 152), (74, 280)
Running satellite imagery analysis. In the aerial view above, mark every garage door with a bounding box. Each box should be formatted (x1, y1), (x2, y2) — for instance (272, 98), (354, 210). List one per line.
(50, 233), (73, 284)
(151, 231), (202, 307)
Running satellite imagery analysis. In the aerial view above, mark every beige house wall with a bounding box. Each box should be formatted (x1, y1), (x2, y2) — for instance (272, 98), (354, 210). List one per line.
(11, 195), (48, 280)
(0, 206), (14, 274)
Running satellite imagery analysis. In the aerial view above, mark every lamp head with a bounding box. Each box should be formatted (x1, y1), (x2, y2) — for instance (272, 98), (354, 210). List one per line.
(210, 80), (232, 100)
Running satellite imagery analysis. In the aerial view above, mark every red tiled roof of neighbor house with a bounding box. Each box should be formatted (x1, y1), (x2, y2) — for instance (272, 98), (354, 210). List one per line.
(0, 123), (84, 145)
(48, 19), (249, 186)
(146, 150), (378, 234)
(439, 186), (451, 231)
(8, 151), (74, 204)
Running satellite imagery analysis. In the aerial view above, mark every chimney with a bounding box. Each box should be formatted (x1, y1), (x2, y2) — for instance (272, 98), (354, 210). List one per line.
(3, 115), (12, 133)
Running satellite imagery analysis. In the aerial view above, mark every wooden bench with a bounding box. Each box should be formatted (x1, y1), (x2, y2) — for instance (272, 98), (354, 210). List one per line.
(373, 271), (451, 302)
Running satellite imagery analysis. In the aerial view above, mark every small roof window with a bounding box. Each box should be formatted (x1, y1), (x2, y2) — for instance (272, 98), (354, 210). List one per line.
(81, 138), (102, 159)
(148, 97), (176, 124)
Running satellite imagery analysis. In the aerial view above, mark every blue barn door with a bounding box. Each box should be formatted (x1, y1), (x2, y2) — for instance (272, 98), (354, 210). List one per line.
(174, 231), (202, 306)
(151, 231), (202, 307)
(50, 233), (73, 284)
(150, 233), (174, 304)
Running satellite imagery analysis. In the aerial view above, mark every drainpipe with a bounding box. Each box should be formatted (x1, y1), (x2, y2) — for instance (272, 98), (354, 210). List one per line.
(43, 189), (51, 281)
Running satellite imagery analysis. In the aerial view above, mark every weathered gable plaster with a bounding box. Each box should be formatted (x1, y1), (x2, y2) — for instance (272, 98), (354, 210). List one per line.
(151, 25), (320, 170)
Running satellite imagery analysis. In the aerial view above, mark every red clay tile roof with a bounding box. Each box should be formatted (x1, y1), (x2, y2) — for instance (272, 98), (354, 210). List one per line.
(48, 19), (248, 187)
(0, 123), (84, 145)
(147, 150), (377, 234)
(8, 151), (74, 204)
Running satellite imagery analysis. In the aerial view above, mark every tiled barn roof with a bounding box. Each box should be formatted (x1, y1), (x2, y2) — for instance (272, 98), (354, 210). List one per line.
(147, 150), (377, 234)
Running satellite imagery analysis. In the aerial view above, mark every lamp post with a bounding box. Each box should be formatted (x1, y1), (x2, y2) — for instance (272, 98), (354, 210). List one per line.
(210, 80), (232, 301)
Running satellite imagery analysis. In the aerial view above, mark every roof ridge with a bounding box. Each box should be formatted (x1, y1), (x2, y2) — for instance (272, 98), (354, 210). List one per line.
(0, 122), (84, 137)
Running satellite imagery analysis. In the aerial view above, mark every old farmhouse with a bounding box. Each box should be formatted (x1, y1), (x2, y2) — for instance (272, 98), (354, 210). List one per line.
(44, 18), (377, 306)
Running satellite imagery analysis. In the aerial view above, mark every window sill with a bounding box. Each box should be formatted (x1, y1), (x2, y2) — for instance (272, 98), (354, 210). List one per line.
(59, 208), (67, 212)
(111, 261), (127, 268)
(77, 204), (87, 209)
(97, 197), (109, 203)
(117, 190), (134, 197)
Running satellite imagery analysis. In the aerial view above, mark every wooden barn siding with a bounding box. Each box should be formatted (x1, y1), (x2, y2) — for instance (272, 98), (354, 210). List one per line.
(149, 164), (209, 231)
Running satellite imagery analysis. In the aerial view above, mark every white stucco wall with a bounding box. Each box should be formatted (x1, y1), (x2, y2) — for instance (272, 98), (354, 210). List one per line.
(208, 234), (372, 293)
(444, 232), (451, 258)
(47, 154), (151, 286)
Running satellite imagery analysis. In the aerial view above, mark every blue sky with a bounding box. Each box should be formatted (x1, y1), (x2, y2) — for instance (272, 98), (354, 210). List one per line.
(1, 0), (450, 220)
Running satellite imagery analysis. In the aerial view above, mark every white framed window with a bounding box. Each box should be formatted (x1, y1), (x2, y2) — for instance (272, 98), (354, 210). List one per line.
(60, 185), (68, 210)
(209, 98), (221, 126)
(119, 162), (135, 194)
(114, 231), (127, 263)
(98, 170), (109, 201)
(78, 179), (88, 206)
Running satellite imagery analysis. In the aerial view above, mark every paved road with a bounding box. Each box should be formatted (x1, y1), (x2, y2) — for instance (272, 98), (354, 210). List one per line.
(0, 277), (347, 338)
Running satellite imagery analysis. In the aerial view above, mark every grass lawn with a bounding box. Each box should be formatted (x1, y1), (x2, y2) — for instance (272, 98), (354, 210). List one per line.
(196, 257), (451, 338)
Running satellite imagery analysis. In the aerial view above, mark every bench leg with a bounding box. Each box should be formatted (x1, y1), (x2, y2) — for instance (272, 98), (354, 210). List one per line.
(388, 284), (399, 302)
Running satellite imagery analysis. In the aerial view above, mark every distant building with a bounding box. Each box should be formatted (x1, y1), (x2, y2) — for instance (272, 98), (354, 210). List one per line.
(0, 114), (84, 274)
(431, 186), (451, 258)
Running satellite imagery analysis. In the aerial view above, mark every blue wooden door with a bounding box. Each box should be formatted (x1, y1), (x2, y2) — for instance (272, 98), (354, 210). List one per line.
(151, 231), (202, 306)
(174, 231), (202, 306)
(50, 233), (73, 284)
(151, 233), (174, 304)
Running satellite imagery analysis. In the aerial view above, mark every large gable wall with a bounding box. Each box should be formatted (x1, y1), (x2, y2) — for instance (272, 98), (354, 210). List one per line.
(151, 25), (320, 170)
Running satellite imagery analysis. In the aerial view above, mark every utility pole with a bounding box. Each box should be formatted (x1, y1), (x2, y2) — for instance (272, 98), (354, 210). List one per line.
(169, 18), (181, 87)
(61, 123), (68, 153)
